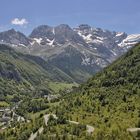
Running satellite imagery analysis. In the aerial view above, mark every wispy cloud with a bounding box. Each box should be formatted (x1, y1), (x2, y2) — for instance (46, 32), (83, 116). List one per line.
(11, 18), (28, 26)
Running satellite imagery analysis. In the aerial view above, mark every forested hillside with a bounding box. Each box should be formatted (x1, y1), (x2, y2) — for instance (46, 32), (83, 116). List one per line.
(1, 44), (140, 140)
(0, 44), (75, 105)
(49, 43), (140, 139)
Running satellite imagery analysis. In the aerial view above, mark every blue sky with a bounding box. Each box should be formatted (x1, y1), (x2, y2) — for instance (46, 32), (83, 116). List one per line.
(0, 0), (139, 35)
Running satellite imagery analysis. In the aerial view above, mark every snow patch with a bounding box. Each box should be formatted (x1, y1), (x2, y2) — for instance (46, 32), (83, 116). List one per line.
(118, 34), (140, 48)
(126, 34), (140, 41)
(52, 28), (55, 35)
(92, 39), (103, 44)
(96, 36), (105, 41)
(33, 38), (42, 44)
(93, 47), (97, 50)
(19, 43), (26, 47)
(30, 41), (35, 45)
(81, 51), (91, 66)
(116, 32), (124, 37)
(78, 31), (93, 43)
(110, 50), (117, 56)
(47, 39), (55, 46)
(11, 44), (18, 47)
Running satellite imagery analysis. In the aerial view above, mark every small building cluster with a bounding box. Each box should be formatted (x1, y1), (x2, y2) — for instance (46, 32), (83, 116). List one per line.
(0, 107), (25, 130)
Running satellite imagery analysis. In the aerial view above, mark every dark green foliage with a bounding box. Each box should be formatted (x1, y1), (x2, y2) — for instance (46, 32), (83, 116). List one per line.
(86, 43), (140, 87)
(1, 44), (140, 139)
(57, 115), (67, 124)
(53, 44), (140, 139)
(0, 44), (76, 105)
(0, 44), (52, 103)
(1, 116), (44, 140)
(16, 98), (49, 116)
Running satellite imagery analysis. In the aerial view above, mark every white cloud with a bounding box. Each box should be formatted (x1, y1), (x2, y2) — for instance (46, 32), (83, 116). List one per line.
(11, 18), (28, 26)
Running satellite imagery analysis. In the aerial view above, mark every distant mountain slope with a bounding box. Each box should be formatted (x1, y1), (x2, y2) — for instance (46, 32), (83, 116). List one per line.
(55, 43), (140, 139)
(86, 43), (140, 87)
(46, 44), (102, 82)
(0, 44), (48, 84)
(0, 24), (140, 83)
(0, 44), (76, 103)
(0, 29), (31, 46)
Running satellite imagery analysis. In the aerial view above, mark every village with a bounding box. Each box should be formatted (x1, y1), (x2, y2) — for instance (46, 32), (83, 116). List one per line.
(0, 104), (25, 130)
(0, 94), (59, 131)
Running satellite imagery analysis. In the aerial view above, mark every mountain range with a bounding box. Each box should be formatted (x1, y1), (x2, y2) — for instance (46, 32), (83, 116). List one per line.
(0, 24), (140, 139)
(0, 24), (140, 82)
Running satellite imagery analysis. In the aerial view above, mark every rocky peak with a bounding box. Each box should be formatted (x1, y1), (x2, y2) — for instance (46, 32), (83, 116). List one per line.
(78, 24), (91, 30)
(55, 24), (72, 30)
(29, 25), (54, 40)
(54, 24), (85, 45)
(0, 29), (30, 46)
(7, 28), (17, 34)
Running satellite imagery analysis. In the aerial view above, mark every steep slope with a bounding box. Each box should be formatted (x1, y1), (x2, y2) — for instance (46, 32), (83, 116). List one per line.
(46, 43), (104, 82)
(0, 44), (48, 84)
(0, 44), (75, 104)
(74, 24), (128, 59)
(29, 24), (85, 46)
(32, 25), (140, 82)
(86, 43), (140, 87)
(53, 43), (140, 139)
(0, 44), (51, 102)
(29, 24), (140, 83)
(0, 24), (140, 83)
(0, 29), (31, 46)
(1, 44), (140, 140)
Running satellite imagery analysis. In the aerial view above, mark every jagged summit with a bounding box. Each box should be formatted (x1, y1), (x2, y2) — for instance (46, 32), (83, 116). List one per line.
(77, 24), (91, 30)
(0, 24), (139, 82)
(0, 28), (30, 46)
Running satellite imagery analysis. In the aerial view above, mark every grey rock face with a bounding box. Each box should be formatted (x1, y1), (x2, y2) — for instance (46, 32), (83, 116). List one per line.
(0, 24), (140, 83)
(30, 25), (54, 40)
(0, 29), (31, 46)
(54, 24), (85, 45)
(30, 24), (86, 46)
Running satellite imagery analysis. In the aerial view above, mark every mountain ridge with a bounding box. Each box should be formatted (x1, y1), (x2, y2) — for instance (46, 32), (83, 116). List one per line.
(0, 24), (140, 82)
(0, 43), (82, 116)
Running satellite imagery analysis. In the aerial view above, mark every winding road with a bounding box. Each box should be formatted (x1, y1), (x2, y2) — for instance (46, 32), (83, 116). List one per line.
(29, 127), (44, 140)
(68, 120), (94, 134)
(28, 114), (94, 140)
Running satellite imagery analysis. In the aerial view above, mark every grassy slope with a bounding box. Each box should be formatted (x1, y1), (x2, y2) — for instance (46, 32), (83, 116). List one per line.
(1, 44), (140, 139)
(47, 82), (78, 93)
(0, 44), (75, 105)
(0, 45), (49, 104)
(0, 44), (49, 83)
(53, 44), (140, 139)
(48, 45), (101, 83)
